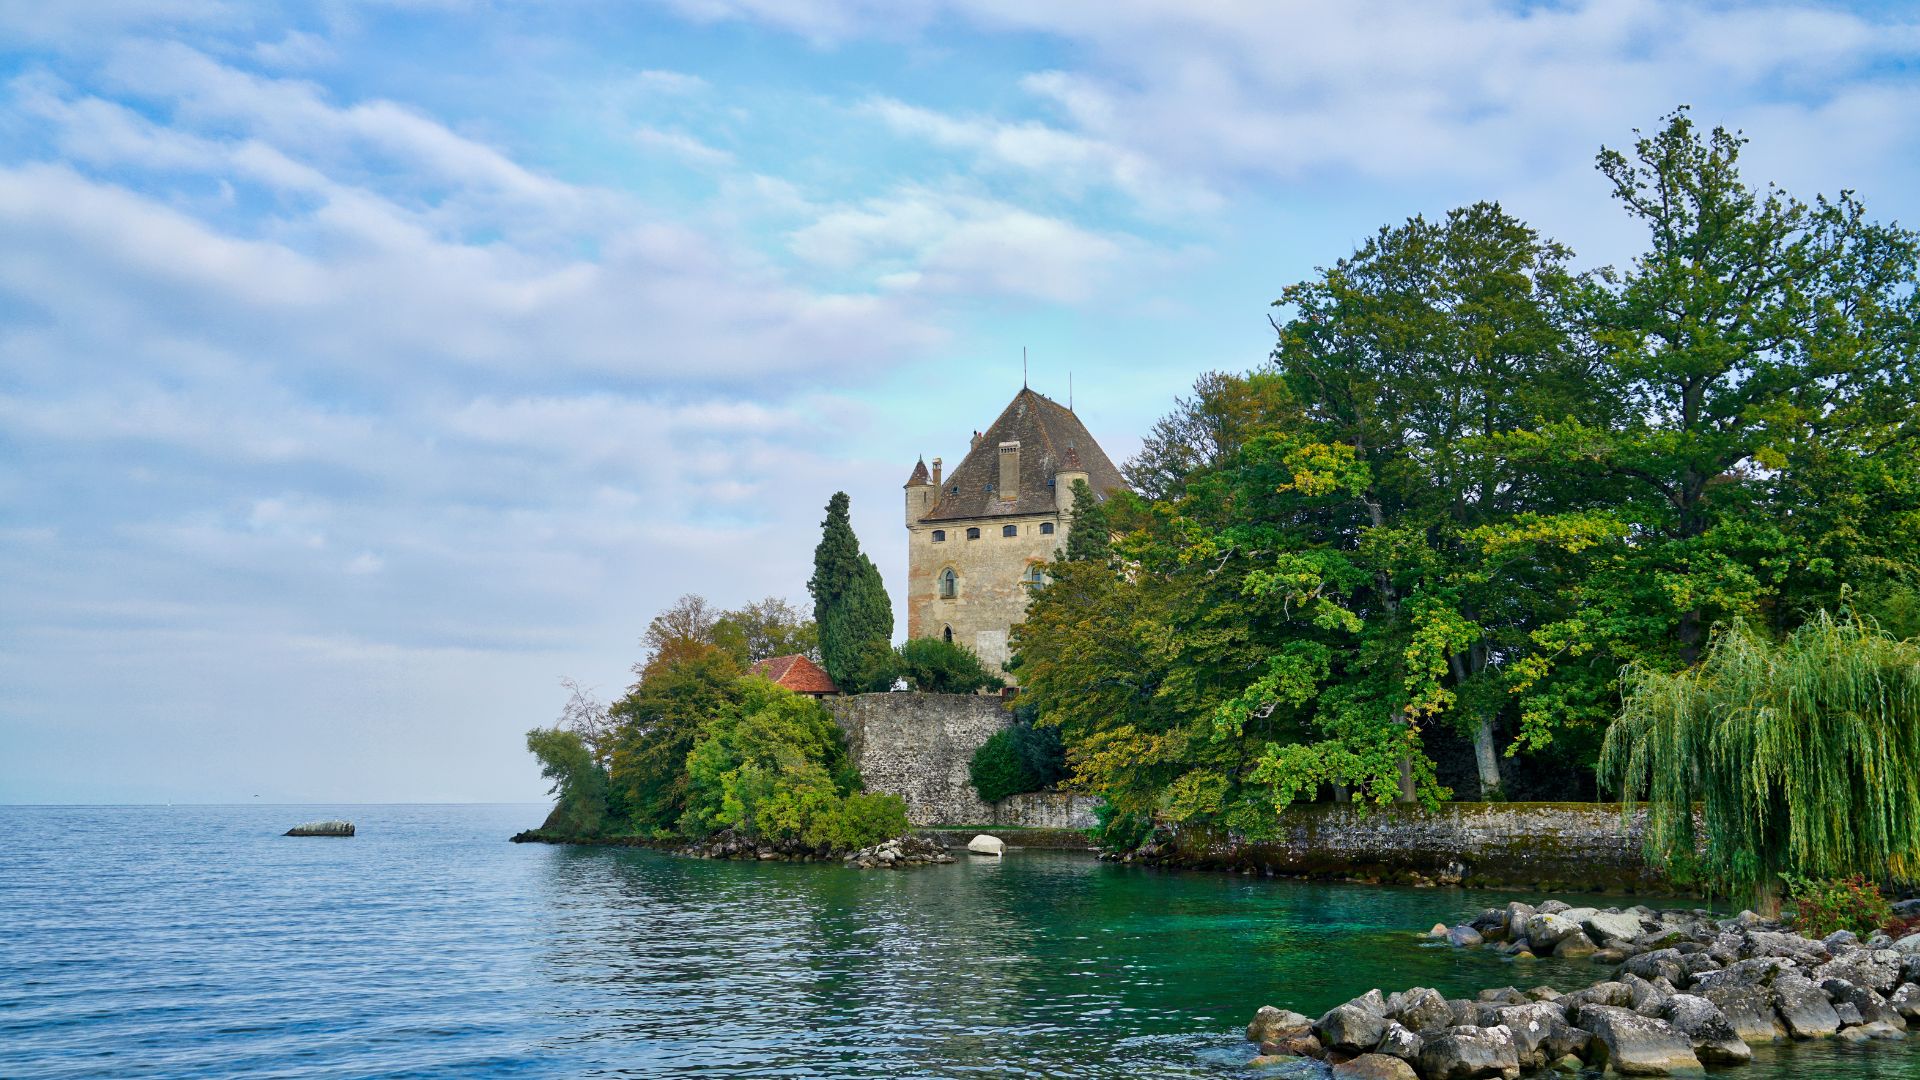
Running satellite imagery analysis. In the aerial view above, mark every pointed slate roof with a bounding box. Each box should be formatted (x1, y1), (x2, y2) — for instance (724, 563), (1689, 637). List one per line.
(903, 458), (931, 487)
(918, 387), (1125, 523)
(749, 654), (840, 695)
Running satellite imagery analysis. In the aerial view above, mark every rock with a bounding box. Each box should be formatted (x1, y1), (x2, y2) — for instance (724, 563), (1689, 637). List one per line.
(1537, 900), (1572, 915)
(1524, 912), (1581, 950)
(1583, 910), (1646, 945)
(1349, 989), (1389, 1016)
(1824, 930), (1861, 951)
(1746, 930), (1829, 966)
(1261, 1034), (1324, 1057)
(1892, 930), (1920, 956)
(1429, 923), (1451, 938)
(1576, 1004), (1704, 1075)
(1622, 973), (1676, 1017)
(1317, 1003), (1390, 1054)
(1621, 948), (1687, 986)
(1526, 986), (1563, 1002)
(1591, 947), (1631, 965)
(1820, 978), (1905, 1029)
(1246, 1054), (1303, 1069)
(284, 819), (353, 837)
(1415, 1025), (1521, 1080)
(1894, 899), (1920, 918)
(1332, 1053), (1419, 1080)
(1505, 901), (1537, 934)
(1890, 983), (1920, 1020)
(1476, 987), (1527, 1006)
(1554, 931), (1598, 959)
(1813, 948), (1902, 993)
(1394, 987), (1453, 1034)
(1699, 985), (1788, 1043)
(1448, 925), (1486, 948)
(1551, 1054), (1583, 1072)
(1660, 994), (1753, 1064)
(1692, 957), (1793, 993)
(1376, 1022), (1423, 1062)
(1247, 1006), (1315, 1043)
(1563, 981), (1632, 1011)
(1471, 907), (1510, 933)
(966, 834), (1005, 856)
(1494, 1003), (1587, 1068)
(1771, 973), (1842, 1038)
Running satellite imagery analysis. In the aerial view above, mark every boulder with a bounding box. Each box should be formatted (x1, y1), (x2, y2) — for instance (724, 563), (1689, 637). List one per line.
(1771, 973), (1842, 1038)
(1575, 1005), (1704, 1075)
(1554, 931), (1598, 959)
(284, 819), (354, 837)
(1746, 930), (1829, 966)
(1813, 948), (1902, 994)
(1537, 900), (1572, 915)
(1660, 994), (1752, 1064)
(1504, 902), (1537, 934)
(1415, 1025), (1521, 1080)
(1524, 912), (1582, 950)
(1621, 948), (1687, 986)
(1429, 923), (1451, 938)
(1448, 925), (1486, 948)
(1562, 981), (1632, 1011)
(1820, 978), (1905, 1029)
(1824, 930), (1861, 951)
(1247, 1006), (1315, 1043)
(1692, 957), (1792, 993)
(1892, 930), (1920, 956)
(1260, 1033), (1324, 1058)
(1376, 1021), (1423, 1062)
(1476, 987), (1527, 1006)
(1889, 983), (1920, 1021)
(1699, 985), (1787, 1044)
(1332, 1053), (1419, 1080)
(1494, 1003), (1587, 1068)
(1585, 911), (1647, 948)
(1623, 973), (1676, 1017)
(1394, 987), (1453, 1034)
(1470, 907), (1510, 933)
(1317, 1004), (1390, 1054)
(966, 834), (1005, 856)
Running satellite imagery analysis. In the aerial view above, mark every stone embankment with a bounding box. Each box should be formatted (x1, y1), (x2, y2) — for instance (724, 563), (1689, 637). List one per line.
(1245, 898), (1920, 1078)
(510, 827), (955, 869)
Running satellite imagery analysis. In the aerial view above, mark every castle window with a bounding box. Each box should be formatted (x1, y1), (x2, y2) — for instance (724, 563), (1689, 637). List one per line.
(1040, 522), (1054, 535)
(984, 482), (994, 494)
(938, 568), (958, 598)
(931, 529), (945, 542)
(943, 626), (953, 644)
(965, 527), (980, 540)
(949, 485), (959, 495)
(1002, 524), (1018, 537)
(1048, 476), (1056, 487)
(1024, 565), (1046, 587)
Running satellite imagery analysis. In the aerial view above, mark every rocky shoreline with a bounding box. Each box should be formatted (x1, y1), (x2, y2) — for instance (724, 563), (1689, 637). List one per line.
(1244, 897), (1920, 1078)
(509, 827), (955, 868)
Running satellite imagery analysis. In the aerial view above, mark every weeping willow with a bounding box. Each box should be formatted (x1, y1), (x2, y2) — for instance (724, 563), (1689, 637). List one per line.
(1600, 612), (1920, 901)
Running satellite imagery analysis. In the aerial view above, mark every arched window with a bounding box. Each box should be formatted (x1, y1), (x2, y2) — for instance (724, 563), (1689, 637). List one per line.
(943, 626), (953, 643)
(938, 568), (958, 598)
(931, 529), (945, 542)
(965, 527), (980, 540)
(1024, 565), (1046, 588)
(1002, 524), (1018, 537)
(1039, 521), (1054, 535)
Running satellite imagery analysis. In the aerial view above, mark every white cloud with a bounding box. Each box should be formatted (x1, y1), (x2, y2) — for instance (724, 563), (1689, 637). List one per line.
(634, 124), (735, 166)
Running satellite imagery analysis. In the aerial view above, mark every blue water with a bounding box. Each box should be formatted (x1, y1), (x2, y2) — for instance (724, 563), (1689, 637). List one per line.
(5, 804), (1920, 1078)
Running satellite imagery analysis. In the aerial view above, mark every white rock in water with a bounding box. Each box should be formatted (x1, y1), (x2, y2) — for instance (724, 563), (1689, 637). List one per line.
(285, 819), (355, 837)
(967, 834), (1005, 856)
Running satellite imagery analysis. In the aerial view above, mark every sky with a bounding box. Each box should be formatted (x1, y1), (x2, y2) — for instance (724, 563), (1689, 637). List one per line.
(4, 0), (1920, 804)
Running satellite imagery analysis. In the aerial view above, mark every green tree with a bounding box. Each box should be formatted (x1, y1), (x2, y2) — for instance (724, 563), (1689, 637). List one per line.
(969, 721), (1068, 803)
(1600, 612), (1920, 911)
(526, 726), (611, 837)
(711, 596), (818, 666)
(1062, 479), (1113, 564)
(808, 492), (895, 691)
(607, 644), (743, 830)
(895, 637), (1000, 694)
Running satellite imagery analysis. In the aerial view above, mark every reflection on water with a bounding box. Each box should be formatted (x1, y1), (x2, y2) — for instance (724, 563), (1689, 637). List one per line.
(4, 804), (1919, 1078)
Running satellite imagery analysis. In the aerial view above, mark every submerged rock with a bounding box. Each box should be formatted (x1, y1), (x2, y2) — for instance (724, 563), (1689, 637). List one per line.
(1246, 1006), (1314, 1044)
(1332, 1052), (1419, 1080)
(284, 820), (353, 837)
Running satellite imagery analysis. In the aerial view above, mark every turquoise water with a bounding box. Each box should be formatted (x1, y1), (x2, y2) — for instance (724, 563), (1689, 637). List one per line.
(3, 804), (1919, 1078)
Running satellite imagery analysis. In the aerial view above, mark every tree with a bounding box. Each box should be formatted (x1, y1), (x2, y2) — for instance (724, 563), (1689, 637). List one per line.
(895, 637), (1000, 694)
(969, 720), (1068, 803)
(1600, 612), (1920, 910)
(1125, 371), (1297, 500)
(1062, 479), (1113, 564)
(526, 726), (611, 837)
(606, 644), (742, 830)
(808, 492), (895, 690)
(642, 594), (718, 674)
(711, 597), (817, 666)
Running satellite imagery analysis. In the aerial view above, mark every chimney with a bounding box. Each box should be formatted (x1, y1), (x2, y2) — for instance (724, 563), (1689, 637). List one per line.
(931, 457), (943, 487)
(998, 441), (1020, 500)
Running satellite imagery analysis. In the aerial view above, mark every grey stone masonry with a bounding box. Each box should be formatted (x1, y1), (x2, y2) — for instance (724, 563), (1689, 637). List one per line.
(826, 692), (1012, 826)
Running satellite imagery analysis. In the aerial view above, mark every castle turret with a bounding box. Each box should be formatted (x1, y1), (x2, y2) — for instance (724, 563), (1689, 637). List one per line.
(1054, 442), (1089, 516)
(904, 457), (934, 525)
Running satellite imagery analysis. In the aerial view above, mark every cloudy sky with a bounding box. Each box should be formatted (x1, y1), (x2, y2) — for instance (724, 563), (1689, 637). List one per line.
(4, 0), (1919, 804)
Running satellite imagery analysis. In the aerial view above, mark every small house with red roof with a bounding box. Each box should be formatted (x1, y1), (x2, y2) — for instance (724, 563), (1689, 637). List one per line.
(749, 654), (841, 698)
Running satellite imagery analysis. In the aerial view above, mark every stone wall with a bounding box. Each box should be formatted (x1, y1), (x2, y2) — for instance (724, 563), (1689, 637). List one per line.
(827, 692), (1013, 826)
(1162, 802), (1667, 892)
(994, 791), (1099, 830)
(905, 508), (1063, 673)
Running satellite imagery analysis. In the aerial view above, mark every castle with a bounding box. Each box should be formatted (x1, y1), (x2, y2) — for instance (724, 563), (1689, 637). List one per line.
(901, 386), (1125, 674)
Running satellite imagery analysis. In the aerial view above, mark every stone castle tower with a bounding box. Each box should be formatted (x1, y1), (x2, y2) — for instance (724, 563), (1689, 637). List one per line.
(902, 387), (1125, 674)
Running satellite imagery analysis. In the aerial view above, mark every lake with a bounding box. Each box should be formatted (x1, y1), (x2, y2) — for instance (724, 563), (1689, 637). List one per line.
(4, 803), (1918, 1077)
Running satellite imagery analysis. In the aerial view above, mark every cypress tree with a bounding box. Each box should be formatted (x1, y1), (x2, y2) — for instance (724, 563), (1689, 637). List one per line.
(1062, 479), (1112, 564)
(807, 492), (894, 690)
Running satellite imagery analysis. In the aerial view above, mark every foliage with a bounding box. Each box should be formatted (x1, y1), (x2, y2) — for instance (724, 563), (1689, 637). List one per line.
(607, 645), (743, 830)
(969, 722), (1068, 803)
(1062, 479), (1113, 564)
(809, 491), (896, 691)
(896, 637), (1001, 694)
(710, 596), (818, 667)
(1784, 875), (1894, 939)
(679, 676), (905, 848)
(1092, 799), (1153, 852)
(525, 726), (611, 837)
(1601, 613), (1920, 902)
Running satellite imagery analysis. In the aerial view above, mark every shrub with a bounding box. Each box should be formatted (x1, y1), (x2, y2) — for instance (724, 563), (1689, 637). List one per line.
(1785, 875), (1894, 938)
(969, 722), (1068, 803)
(1092, 799), (1152, 852)
(896, 637), (1001, 694)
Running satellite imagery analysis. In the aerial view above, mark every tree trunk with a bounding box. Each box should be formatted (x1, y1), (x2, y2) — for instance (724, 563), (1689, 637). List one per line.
(1753, 877), (1784, 920)
(1472, 716), (1504, 800)
(1396, 741), (1417, 803)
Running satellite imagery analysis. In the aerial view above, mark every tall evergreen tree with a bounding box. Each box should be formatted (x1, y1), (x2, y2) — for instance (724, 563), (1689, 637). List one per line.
(807, 492), (894, 690)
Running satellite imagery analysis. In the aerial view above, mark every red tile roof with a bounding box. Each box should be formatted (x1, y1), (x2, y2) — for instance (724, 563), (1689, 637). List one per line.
(749, 654), (840, 695)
